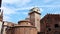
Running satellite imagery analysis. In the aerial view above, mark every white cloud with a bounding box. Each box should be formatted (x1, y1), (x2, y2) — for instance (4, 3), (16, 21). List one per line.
(3, 15), (12, 21)
(2, 0), (32, 15)
(15, 6), (33, 10)
(53, 11), (60, 14)
(2, 0), (60, 22)
(2, 0), (19, 4)
(44, 0), (53, 3)
(2, 0), (31, 7)
(2, 7), (16, 15)
(34, 5), (60, 7)
(21, 12), (28, 14)
(2, 7), (17, 21)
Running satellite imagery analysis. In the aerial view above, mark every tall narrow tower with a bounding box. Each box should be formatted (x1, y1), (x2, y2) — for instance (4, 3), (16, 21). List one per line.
(0, 0), (3, 34)
(0, 11), (3, 34)
(29, 7), (41, 32)
(0, 0), (2, 21)
(0, 11), (3, 21)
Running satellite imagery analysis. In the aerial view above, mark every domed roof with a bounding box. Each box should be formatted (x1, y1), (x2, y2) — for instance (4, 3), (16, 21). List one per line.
(18, 20), (32, 26)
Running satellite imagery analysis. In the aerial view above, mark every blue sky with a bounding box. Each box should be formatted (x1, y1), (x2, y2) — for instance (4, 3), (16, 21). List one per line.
(1, 0), (60, 23)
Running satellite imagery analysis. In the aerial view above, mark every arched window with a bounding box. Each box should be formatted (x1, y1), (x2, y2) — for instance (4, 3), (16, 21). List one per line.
(54, 24), (59, 28)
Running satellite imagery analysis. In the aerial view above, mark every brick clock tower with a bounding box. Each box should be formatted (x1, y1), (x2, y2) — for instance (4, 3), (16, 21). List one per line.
(0, 0), (2, 21)
(29, 7), (41, 32)
(0, 11), (3, 34)
(0, 11), (3, 21)
(0, 0), (3, 34)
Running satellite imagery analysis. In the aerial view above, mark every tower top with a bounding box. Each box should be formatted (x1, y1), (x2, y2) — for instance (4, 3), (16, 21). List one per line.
(30, 7), (40, 12)
(29, 7), (41, 15)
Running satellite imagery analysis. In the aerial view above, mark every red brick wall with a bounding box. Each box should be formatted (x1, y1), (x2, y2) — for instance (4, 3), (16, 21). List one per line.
(7, 26), (37, 34)
(40, 14), (60, 34)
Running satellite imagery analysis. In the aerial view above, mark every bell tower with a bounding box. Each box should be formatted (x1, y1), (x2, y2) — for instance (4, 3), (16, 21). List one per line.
(0, 10), (3, 21)
(29, 7), (41, 32)
(0, 0), (3, 21)
(0, 0), (3, 34)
